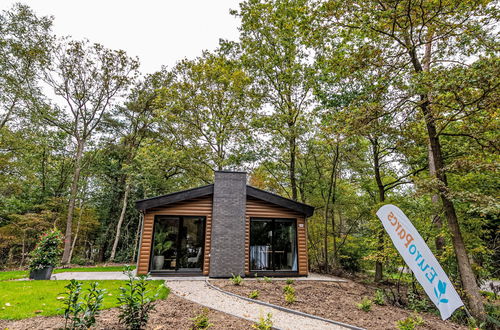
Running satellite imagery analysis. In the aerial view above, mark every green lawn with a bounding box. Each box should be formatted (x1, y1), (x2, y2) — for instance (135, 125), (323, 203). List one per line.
(0, 280), (168, 320)
(0, 265), (136, 281)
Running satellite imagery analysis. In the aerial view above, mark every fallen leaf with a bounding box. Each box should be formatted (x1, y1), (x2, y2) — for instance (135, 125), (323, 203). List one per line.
(34, 310), (43, 314)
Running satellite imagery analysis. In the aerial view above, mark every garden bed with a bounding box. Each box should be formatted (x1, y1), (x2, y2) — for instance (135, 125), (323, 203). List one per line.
(211, 278), (467, 330)
(0, 293), (251, 329)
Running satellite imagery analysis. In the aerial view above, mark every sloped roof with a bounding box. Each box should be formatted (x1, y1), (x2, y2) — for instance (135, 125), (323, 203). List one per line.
(135, 184), (314, 217)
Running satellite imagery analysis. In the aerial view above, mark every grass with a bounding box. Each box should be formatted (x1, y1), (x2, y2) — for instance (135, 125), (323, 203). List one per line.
(0, 265), (136, 281)
(0, 279), (168, 320)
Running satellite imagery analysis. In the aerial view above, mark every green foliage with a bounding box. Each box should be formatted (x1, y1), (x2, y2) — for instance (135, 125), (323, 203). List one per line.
(117, 266), (163, 330)
(396, 314), (424, 330)
(230, 274), (243, 286)
(190, 308), (213, 330)
(29, 229), (63, 271)
(61, 280), (105, 330)
(249, 290), (260, 299)
(252, 313), (273, 330)
(373, 289), (385, 306)
(285, 291), (296, 304)
(285, 279), (294, 285)
(283, 284), (295, 295)
(356, 298), (372, 312)
(263, 276), (272, 283)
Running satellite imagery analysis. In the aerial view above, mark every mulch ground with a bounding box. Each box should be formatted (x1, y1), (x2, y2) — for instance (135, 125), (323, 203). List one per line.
(212, 279), (467, 330)
(0, 293), (252, 329)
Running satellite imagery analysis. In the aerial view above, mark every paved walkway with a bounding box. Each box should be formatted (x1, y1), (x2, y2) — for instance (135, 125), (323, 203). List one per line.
(167, 280), (351, 330)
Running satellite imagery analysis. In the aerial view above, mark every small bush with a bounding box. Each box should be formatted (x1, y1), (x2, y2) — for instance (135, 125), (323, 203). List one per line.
(230, 274), (243, 286)
(283, 284), (295, 295)
(263, 276), (272, 283)
(249, 290), (260, 299)
(62, 280), (105, 330)
(285, 279), (294, 285)
(285, 292), (296, 304)
(252, 312), (273, 330)
(373, 289), (386, 305)
(190, 308), (213, 329)
(396, 314), (424, 330)
(29, 229), (63, 271)
(356, 297), (372, 312)
(118, 266), (163, 330)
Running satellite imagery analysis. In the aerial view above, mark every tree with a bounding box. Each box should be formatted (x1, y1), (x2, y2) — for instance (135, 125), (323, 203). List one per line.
(233, 0), (317, 200)
(0, 3), (52, 130)
(107, 72), (167, 261)
(40, 39), (139, 264)
(321, 0), (498, 320)
(157, 46), (258, 173)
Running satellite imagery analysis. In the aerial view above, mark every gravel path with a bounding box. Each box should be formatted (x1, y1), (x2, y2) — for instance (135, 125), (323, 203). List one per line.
(167, 280), (349, 330)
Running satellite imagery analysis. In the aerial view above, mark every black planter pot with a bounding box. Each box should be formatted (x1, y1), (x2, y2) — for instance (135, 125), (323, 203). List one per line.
(29, 266), (54, 280)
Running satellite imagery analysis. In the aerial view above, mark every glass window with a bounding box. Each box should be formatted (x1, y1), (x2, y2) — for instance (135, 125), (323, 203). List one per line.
(151, 216), (205, 272)
(250, 218), (297, 272)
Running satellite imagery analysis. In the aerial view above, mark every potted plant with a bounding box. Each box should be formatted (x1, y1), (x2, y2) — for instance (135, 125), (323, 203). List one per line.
(29, 229), (63, 280)
(153, 230), (173, 270)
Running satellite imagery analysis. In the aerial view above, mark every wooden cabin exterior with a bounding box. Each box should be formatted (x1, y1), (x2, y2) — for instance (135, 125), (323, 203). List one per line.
(135, 171), (314, 277)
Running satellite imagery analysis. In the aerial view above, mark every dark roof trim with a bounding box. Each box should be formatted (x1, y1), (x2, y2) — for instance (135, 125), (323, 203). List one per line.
(135, 183), (315, 217)
(135, 184), (213, 211)
(246, 185), (315, 217)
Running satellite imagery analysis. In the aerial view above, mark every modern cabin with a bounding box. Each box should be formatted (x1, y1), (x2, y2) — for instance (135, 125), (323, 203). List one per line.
(135, 171), (314, 277)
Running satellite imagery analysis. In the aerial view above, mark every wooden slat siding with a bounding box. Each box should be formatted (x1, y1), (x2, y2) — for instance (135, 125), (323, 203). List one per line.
(136, 196), (213, 275)
(245, 197), (308, 276)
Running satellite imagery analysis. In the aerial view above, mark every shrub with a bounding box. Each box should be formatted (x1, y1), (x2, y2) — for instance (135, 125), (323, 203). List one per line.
(230, 274), (243, 286)
(62, 280), (105, 330)
(252, 313), (273, 330)
(285, 292), (296, 304)
(118, 266), (163, 329)
(356, 297), (372, 312)
(373, 289), (386, 306)
(283, 285), (295, 295)
(263, 276), (272, 283)
(249, 290), (260, 299)
(190, 308), (213, 329)
(29, 228), (63, 271)
(396, 314), (424, 330)
(285, 279), (294, 285)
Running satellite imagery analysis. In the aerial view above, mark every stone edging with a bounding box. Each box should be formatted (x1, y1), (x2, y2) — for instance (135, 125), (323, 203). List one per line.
(205, 279), (365, 330)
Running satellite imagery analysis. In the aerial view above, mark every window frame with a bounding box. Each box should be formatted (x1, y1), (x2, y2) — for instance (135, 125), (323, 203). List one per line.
(249, 217), (299, 274)
(149, 215), (206, 274)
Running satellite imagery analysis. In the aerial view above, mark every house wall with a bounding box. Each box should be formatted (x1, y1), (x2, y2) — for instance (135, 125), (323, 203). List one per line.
(136, 195), (213, 275)
(245, 196), (308, 276)
(137, 194), (308, 277)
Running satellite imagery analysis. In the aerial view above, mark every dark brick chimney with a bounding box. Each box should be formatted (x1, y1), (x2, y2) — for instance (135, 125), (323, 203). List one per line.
(209, 171), (247, 277)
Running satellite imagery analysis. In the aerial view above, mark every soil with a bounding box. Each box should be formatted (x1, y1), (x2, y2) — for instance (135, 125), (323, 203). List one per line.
(211, 279), (467, 330)
(0, 293), (252, 329)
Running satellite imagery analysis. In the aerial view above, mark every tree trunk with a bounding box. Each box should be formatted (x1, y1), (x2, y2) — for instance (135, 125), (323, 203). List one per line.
(61, 139), (85, 264)
(289, 133), (298, 201)
(110, 181), (131, 261)
(422, 99), (485, 321)
(68, 199), (84, 264)
(132, 212), (144, 263)
(404, 35), (485, 320)
(428, 145), (445, 253)
(372, 138), (385, 282)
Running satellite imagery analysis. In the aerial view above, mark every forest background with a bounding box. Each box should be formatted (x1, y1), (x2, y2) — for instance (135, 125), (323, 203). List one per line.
(0, 0), (498, 322)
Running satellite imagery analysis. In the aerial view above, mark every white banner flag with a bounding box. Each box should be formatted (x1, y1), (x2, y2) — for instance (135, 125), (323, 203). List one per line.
(376, 204), (464, 320)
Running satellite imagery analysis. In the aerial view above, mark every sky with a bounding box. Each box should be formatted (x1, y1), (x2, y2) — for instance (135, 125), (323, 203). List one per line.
(0, 0), (242, 74)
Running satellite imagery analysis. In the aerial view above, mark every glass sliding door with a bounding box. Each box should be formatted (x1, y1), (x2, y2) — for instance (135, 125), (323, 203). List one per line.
(177, 216), (205, 272)
(151, 215), (205, 273)
(249, 219), (273, 271)
(250, 218), (297, 272)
